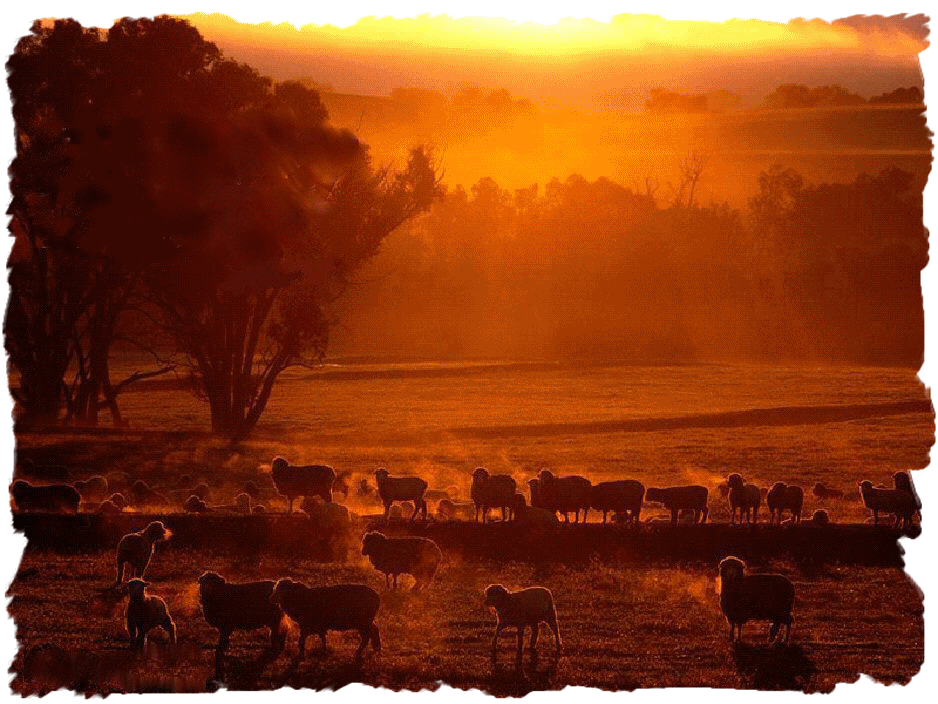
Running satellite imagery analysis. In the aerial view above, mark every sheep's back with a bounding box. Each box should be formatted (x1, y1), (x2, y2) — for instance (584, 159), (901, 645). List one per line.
(474, 475), (517, 507)
(590, 480), (643, 511)
(378, 476), (428, 502)
(368, 536), (441, 574)
(722, 574), (794, 622)
(12, 482), (81, 512)
(729, 484), (761, 509)
(543, 476), (593, 512)
(201, 580), (280, 630)
(646, 485), (707, 510)
(273, 465), (336, 499)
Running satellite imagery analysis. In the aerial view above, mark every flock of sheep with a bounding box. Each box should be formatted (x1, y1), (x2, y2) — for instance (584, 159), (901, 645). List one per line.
(10, 455), (923, 681)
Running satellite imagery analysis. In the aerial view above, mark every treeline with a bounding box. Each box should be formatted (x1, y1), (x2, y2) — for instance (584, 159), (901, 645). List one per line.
(337, 165), (925, 365)
(646, 84), (923, 114)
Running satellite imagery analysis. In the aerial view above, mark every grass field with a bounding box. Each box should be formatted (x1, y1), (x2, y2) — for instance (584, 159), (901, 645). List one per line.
(8, 361), (932, 693)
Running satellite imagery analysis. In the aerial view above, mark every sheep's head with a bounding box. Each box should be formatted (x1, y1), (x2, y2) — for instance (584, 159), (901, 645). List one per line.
(893, 472), (912, 490)
(270, 578), (298, 607)
(859, 480), (874, 492)
(126, 579), (149, 599)
(810, 509), (830, 526)
(333, 472), (351, 499)
(252, 504), (266, 514)
(243, 481), (260, 498)
(472, 467), (489, 483)
(537, 470), (555, 482)
(483, 584), (509, 609)
(144, 521), (169, 542)
(727, 474), (744, 489)
(718, 557), (746, 582)
(374, 468), (390, 482)
(11, 480), (29, 497)
(185, 495), (206, 512)
(198, 571), (225, 598)
(272, 457), (289, 473)
(193, 483), (211, 500)
(109, 493), (127, 509)
(771, 482), (787, 492)
(362, 531), (386, 556)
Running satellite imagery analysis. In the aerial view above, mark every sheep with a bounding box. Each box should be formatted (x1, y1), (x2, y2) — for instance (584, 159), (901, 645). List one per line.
(184, 494), (211, 513)
(97, 498), (124, 515)
(252, 504), (267, 514)
(435, 499), (474, 521)
(512, 493), (560, 527)
(374, 468), (428, 521)
(484, 584), (562, 669)
(766, 483), (805, 524)
(717, 482), (730, 499)
(271, 457), (336, 513)
(17, 458), (69, 483)
(74, 475), (109, 502)
(105, 471), (132, 493)
(198, 571), (285, 679)
(361, 531), (442, 591)
(726, 474), (761, 524)
(270, 578), (381, 661)
(357, 479), (375, 497)
(302, 495), (351, 530)
(859, 480), (917, 529)
(130, 480), (168, 508)
(191, 483), (211, 501)
(125, 579), (176, 650)
(536, 470), (592, 523)
(807, 509), (830, 526)
(333, 471), (352, 501)
(645, 485), (709, 524)
(590, 480), (646, 524)
(242, 481), (260, 499)
(471, 467), (517, 522)
(234, 493), (252, 513)
(813, 482), (844, 500)
(108, 492), (128, 509)
(115, 521), (170, 584)
(718, 557), (794, 644)
(10, 480), (81, 513)
(893, 471), (922, 511)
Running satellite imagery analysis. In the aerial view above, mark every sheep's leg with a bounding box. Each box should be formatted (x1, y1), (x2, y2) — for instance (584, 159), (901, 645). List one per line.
(318, 633), (328, 653)
(409, 502), (420, 521)
(671, 508), (678, 525)
(288, 497), (294, 514)
(165, 618), (176, 644)
(784, 622), (792, 644)
(384, 502), (391, 521)
(602, 509), (608, 524)
(269, 621), (285, 653)
(385, 573), (391, 589)
(116, 559), (124, 585)
(393, 574), (399, 590)
(491, 624), (505, 664)
(529, 623), (539, 655)
(515, 626), (525, 669)
(298, 631), (308, 657)
(127, 621), (137, 649)
(370, 624), (382, 653)
(355, 629), (369, 661)
(215, 631), (231, 678)
(547, 609), (562, 654)
(475, 504), (480, 522)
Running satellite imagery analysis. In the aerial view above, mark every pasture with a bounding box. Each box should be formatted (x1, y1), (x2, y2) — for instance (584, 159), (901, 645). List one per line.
(8, 362), (932, 693)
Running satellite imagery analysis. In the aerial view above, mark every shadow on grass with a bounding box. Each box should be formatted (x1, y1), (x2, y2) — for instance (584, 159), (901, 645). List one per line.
(731, 642), (817, 691)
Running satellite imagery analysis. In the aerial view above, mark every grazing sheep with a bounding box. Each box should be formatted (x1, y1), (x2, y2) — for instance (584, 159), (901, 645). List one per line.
(859, 481), (917, 529)
(74, 475), (109, 502)
(10, 480), (81, 513)
(18, 458), (69, 483)
(807, 509), (830, 526)
(271, 457), (336, 513)
(302, 495), (351, 529)
(116, 521), (170, 584)
(589, 480), (645, 524)
(125, 579), (176, 650)
(361, 531), (443, 591)
(184, 495), (211, 513)
(718, 557), (794, 644)
(644, 485), (709, 525)
(270, 578), (381, 661)
(893, 471), (922, 511)
(813, 482), (844, 500)
(766, 483), (805, 524)
(727, 474), (761, 524)
(374, 468), (428, 521)
(333, 471), (351, 501)
(512, 494), (560, 527)
(471, 468), (517, 523)
(484, 584), (562, 669)
(536, 470), (592, 523)
(198, 572), (285, 679)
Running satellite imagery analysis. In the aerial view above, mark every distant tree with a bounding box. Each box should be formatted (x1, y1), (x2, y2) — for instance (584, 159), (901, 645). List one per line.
(764, 83), (865, 109)
(869, 86), (923, 105)
(645, 88), (708, 114)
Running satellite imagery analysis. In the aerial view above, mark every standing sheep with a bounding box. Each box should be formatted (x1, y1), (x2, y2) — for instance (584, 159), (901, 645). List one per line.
(115, 521), (170, 584)
(271, 457), (336, 513)
(726, 474), (761, 524)
(198, 572), (285, 680)
(813, 482), (844, 500)
(893, 471), (922, 512)
(270, 579), (381, 661)
(374, 468), (428, 521)
(859, 480), (917, 529)
(536, 470), (592, 523)
(361, 531), (443, 591)
(766, 482), (804, 523)
(471, 468), (517, 523)
(484, 584), (562, 669)
(590, 480), (645, 524)
(645, 485), (709, 524)
(718, 557), (795, 644)
(10, 481), (81, 513)
(125, 579), (176, 650)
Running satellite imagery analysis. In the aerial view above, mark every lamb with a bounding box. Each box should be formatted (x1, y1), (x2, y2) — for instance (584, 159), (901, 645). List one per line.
(17, 458), (69, 483)
(484, 584), (562, 669)
(115, 521), (170, 584)
(125, 579), (176, 650)
(893, 471), (922, 511)
(644, 485), (709, 524)
(361, 531), (442, 591)
(198, 571), (285, 679)
(270, 578), (381, 661)
(718, 556), (794, 644)
(590, 480), (645, 524)
(726, 474), (761, 524)
(512, 494), (560, 527)
(271, 457), (336, 513)
(536, 470), (592, 523)
(859, 480), (917, 529)
(10, 480), (81, 513)
(374, 468), (428, 521)
(74, 475), (109, 502)
(813, 482), (844, 500)
(766, 482), (805, 524)
(471, 467), (517, 522)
